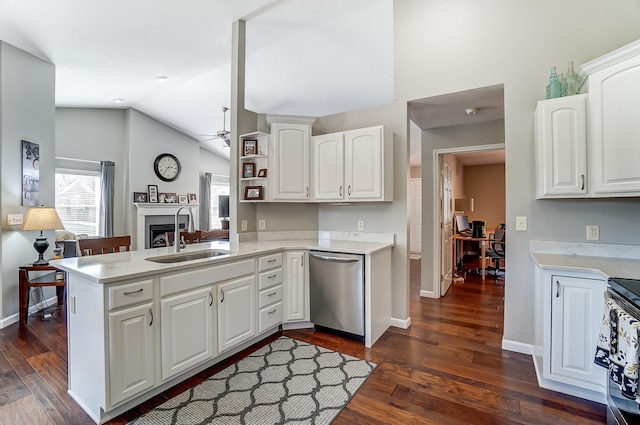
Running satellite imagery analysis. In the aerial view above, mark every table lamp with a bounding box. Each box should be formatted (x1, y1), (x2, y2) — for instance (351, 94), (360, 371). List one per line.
(21, 206), (64, 265)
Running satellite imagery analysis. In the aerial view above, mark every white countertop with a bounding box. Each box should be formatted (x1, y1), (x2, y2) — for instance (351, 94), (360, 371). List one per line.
(51, 238), (394, 284)
(531, 240), (640, 280)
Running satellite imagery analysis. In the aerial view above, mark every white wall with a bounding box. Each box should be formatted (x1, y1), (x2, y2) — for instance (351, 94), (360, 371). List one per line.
(0, 42), (55, 320)
(394, 0), (640, 349)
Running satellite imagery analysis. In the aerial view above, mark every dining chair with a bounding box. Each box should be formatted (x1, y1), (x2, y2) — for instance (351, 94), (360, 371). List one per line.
(165, 230), (202, 247)
(78, 235), (131, 256)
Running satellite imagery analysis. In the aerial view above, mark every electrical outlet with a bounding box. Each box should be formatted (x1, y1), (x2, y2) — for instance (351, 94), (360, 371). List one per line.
(241, 220), (248, 232)
(357, 220), (364, 231)
(586, 224), (600, 241)
(7, 214), (23, 225)
(515, 216), (527, 231)
(258, 219), (266, 230)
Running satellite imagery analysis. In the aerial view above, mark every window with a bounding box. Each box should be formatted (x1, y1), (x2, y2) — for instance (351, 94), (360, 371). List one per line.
(209, 183), (229, 230)
(55, 171), (101, 236)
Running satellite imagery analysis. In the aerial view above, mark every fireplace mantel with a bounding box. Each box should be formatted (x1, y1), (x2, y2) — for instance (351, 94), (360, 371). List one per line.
(135, 203), (200, 249)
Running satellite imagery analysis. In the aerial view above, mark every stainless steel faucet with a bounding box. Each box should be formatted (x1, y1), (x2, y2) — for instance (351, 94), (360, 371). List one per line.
(174, 206), (195, 253)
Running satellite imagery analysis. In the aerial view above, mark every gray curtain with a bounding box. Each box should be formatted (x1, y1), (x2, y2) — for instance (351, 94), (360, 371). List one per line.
(201, 172), (212, 230)
(99, 160), (116, 237)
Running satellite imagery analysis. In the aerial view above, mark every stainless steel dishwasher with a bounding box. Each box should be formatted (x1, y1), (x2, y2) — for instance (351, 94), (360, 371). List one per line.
(309, 250), (364, 340)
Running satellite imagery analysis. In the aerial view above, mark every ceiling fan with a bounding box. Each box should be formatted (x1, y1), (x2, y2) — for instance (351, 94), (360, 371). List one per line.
(200, 107), (230, 147)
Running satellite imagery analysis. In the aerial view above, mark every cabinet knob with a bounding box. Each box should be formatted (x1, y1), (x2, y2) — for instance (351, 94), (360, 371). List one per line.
(581, 174), (585, 191)
(220, 289), (225, 303)
(148, 308), (154, 326)
(556, 280), (561, 298)
(209, 291), (214, 306)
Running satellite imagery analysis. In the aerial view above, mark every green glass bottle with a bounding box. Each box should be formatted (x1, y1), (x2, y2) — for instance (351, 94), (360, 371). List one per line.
(546, 66), (562, 99)
(565, 61), (579, 96)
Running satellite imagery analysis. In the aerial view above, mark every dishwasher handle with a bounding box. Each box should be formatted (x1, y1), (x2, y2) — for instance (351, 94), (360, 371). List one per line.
(309, 252), (361, 263)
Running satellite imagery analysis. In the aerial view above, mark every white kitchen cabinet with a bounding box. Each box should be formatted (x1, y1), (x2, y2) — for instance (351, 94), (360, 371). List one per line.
(270, 123), (311, 201)
(284, 250), (308, 322)
(549, 275), (606, 387)
(257, 252), (284, 332)
(217, 275), (256, 352)
(311, 125), (393, 202)
(312, 133), (344, 201)
(160, 286), (215, 380)
(534, 265), (607, 402)
(108, 301), (155, 407)
(535, 94), (588, 198)
(580, 39), (640, 196)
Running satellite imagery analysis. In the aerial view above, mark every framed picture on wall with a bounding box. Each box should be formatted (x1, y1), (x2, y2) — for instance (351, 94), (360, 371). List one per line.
(148, 185), (158, 203)
(22, 140), (40, 206)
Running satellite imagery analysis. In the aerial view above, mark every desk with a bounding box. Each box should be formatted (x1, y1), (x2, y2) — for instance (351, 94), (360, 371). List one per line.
(453, 234), (490, 280)
(18, 264), (66, 324)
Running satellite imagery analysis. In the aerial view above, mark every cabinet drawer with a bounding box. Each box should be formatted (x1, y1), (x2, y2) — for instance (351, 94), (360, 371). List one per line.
(258, 268), (283, 290)
(160, 259), (255, 297)
(258, 285), (283, 308)
(108, 279), (154, 310)
(258, 253), (283, 271)
(259, 301), (283, 333)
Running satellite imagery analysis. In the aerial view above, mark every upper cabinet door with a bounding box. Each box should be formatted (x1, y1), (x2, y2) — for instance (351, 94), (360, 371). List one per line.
(344, 126), (385, 200)
(535, 95), (588, 198)
(586, 51), (640, 196)
(271, 123), (311, 201)
(312, 133), (344, 201)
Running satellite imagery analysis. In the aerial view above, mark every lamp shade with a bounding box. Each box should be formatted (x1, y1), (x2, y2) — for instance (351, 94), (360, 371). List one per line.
(21, 207), (64, 231)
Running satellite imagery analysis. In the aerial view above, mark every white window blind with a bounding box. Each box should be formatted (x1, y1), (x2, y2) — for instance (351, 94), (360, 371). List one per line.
(55, 171), (101, 236)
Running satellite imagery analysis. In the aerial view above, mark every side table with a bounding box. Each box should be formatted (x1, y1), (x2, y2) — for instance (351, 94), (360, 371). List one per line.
(19, 264), (66, 324)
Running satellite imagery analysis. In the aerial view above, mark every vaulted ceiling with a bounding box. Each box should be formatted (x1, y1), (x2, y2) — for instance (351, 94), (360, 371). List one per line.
(0, 0), (394, 159)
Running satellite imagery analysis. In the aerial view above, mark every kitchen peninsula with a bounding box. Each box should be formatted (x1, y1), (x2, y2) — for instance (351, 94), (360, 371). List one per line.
(52, 235), (393, 424)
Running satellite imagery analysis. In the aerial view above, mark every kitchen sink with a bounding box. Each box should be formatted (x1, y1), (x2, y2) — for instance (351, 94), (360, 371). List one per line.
(145, 249), (231, 264)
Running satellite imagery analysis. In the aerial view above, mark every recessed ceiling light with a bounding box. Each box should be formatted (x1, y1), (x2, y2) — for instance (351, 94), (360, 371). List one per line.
(465, 107), (478, 115)
(156, 75), (168, 82)
(112, 98), (124, 103)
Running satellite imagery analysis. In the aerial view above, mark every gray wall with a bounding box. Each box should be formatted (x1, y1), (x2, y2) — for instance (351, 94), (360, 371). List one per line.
(56, 108), (127, 235)
(394, 0), (640, 348)
(0, 42), (55, 320)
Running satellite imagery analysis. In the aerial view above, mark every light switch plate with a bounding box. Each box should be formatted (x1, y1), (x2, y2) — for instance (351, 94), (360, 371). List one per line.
(7, 214), (23, 225)
(515, 216), (527, 231)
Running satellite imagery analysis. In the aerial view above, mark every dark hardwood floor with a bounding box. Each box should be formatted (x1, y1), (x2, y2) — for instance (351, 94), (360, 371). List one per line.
(0, 259), (607, 424)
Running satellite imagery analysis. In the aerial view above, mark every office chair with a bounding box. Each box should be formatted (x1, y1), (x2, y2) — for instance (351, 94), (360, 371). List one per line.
(485, 229), (505, 280)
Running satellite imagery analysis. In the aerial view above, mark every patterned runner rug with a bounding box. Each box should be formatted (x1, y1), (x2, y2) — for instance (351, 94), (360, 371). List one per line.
(129, 336), (376, 425)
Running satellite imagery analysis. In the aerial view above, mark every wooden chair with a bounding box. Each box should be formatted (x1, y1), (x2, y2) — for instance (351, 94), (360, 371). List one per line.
(78, 236), (131, 256)
(165, 230), (202, 247)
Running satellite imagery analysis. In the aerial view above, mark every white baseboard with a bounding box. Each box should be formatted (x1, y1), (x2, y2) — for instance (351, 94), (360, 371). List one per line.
(0, 295), (60, 329)
(502, 338), (533, 355)
(390, 316), (411, 329)
(420, 289), (438, 298)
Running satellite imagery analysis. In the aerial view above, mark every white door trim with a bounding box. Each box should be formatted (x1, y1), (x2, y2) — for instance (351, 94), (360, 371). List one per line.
(431, 143), (505, 298)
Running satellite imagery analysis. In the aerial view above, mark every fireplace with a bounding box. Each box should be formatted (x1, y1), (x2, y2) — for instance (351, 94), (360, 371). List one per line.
(135, 204), (199, 249)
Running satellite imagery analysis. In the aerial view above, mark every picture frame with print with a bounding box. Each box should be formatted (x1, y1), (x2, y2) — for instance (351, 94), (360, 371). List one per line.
(243, 162), (256, 178)
(134, 192), (148, 203)
(242, 139), (257, 156)
(258, 168), (267, 178)
(148, 185), (159, 203)
(188, 193), (197, 203)
(178, 195), (188, 204)
(244, 185), (263, 200)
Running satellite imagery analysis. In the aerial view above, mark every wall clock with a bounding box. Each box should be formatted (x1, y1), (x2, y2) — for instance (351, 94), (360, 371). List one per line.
(153, 153), (181, 182)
